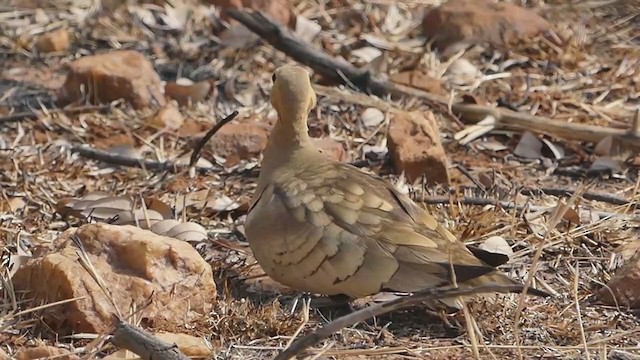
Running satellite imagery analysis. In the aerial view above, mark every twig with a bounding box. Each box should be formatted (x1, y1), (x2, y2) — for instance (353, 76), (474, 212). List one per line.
(70, 145), (213, 173)
(521, 187), (635, 207)
(0, 104), (112, 125)
(225, 9), (640, 148)
(189, 110), (238, 167)
(112, 319), (190, 360)
(420, 195), (638, 221)
(274, 284), (542, 360)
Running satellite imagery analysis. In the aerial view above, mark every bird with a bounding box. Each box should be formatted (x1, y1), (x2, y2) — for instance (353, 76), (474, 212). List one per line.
(244, 64), (550, 310)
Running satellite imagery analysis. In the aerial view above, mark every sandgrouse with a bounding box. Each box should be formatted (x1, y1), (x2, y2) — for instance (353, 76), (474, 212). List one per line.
(245, 65), (549, 308)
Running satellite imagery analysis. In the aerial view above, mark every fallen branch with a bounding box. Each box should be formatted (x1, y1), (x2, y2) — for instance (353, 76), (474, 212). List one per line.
(112, 320), (189, 360)
(71, 111), (238, 173)
(70, 145), (213, 173)
(227, 9), (640, 148)
(0, 104), (112, 125)
(420, 195), (639, 221)
(189, 110), (238, 167)
(274, 284), (539, 360)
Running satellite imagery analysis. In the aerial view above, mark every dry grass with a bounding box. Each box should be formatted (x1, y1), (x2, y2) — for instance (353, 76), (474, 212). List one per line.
(1, 0), (640, 359)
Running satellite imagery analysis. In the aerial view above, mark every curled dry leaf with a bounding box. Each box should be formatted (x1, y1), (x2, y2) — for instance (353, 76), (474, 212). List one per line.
(170, 189), (242, 214)
(55, 192), (207, 242)
(478, 236), (514, 259)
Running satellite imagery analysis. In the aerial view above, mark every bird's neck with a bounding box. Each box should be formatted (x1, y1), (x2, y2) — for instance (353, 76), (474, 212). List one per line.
(259, 112), (314, 176)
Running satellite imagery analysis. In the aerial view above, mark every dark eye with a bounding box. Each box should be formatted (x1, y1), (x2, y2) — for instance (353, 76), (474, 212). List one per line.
(272, 73), (277, 82)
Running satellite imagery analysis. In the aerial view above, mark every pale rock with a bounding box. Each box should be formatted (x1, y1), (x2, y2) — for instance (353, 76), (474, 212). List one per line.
(13, 223), (216, 334)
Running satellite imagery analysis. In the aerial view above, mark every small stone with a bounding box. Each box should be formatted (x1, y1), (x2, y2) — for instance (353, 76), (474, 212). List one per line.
(35, 28), (70, 53)
(313, 137), (348, 162)
(57, 50), (166, 109)
(599, 249), (640, 308)
(13, 223), (216, 334)
(387, 111), (450, 185)
(421, 0), (550, 51)
(15, 346), (78, 360)
(390, 70), (444, 94)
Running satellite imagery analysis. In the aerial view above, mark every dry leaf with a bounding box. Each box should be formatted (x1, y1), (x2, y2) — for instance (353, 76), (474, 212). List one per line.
(150, 220), (208, 242)
(6, 197), (26, 212)
(294, 16), (321, 42)
(351, 46), (382, 62)
(590, 157), (623, 174)
(514, 131), (543, 159)
(594, 135), (613, 156)
(478, 236), (514, 259)
(361, 107), (384, 127)
(541, 138), (565, 160)
(55, 192), (206, 242)
(9, 245), (32, 278)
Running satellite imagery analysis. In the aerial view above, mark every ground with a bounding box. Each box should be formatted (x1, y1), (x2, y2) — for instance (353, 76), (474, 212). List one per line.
(1, 0), (640, 359)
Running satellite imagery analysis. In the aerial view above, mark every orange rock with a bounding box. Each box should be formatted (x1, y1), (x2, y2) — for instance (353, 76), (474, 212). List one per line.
(15, 346), (78, 360)
(13, 223), (216, 334)
(207, 122), (270, 165)
(312, 137), (348, 162)
(599, 249), (640, 308)
(390, 70), (444, 95)
(35, 28), (70, 53)
(422, 0), (550, 51)
(210, 0), (295, 29)
(57, 50), (165, 109)
(387, 111), (450, 185)
(154, 332), (212, 357)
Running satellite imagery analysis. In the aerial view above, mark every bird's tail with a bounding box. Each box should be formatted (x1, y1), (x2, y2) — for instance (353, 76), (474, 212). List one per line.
(431, 271), (551, 311)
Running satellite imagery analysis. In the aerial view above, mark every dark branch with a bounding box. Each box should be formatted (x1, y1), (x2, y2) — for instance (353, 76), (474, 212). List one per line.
(275, 284), (544, 360)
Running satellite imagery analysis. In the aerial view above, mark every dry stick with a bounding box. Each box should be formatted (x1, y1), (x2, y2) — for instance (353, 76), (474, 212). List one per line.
(71, 111), (238, 173)
(274, 284), (539, 360)
(0, 104), (112, 125)
(311, 83), (639, 146)
(70, 145), (211, 173)
(225, 9), (640, 148)
(112, 320), (190, 360)
(189, 110), (239, 167)
(420, 195), (639, 221)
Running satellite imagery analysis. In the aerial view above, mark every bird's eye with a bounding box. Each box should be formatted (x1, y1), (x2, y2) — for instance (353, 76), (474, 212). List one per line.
(272, 73), (277, 82)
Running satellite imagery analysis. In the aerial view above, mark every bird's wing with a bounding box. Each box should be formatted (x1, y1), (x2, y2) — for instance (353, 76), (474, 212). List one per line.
(247, 160), (497, 297)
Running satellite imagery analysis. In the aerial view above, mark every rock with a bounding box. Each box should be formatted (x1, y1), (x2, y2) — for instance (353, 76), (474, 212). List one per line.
(313, 137), (348, 162)
(165, 80), (212, 106)
(148, 103), (185, 130)
(154, 332), (212, 357)
(57, 50), (165, 109)
(208, 122), (270, 166)
(35, 28), (70, 53)
(390, 70), (444, 95)
(15, 346), (78, 360)
(421, 0), (550, 51)
(210, 0), (294, 29)
(598, 250), (640, 308)
(13, 223), (216, 334)
(387, 111), (450, 185)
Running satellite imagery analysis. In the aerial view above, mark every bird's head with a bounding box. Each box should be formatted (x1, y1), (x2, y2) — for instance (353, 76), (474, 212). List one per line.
(270, 65), (317, 127)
